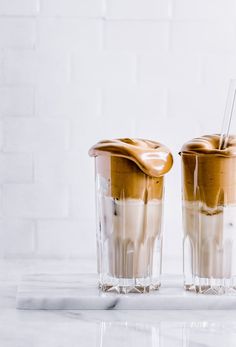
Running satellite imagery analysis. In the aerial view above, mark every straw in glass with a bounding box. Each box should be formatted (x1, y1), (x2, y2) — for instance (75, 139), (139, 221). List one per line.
(219, 79), (236, 150)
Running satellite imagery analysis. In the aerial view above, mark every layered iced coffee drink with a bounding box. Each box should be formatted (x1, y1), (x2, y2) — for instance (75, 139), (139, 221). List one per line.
(181, 134), (236, 294)
(89, 139), (173, 293)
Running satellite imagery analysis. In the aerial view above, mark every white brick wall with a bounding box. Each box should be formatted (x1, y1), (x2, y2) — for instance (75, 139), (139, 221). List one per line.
(0, 153), (33, 183)
(3, 184), (68, 218)
(106, 0), (171, 19)
(37, 18), (102, 51)
(0, 0), (39, 16)
(0, 87), (34, 116)
(36, 85), (100, 118)
(1, 0), (236, 269)
(171, 20), (236, 53)
(0, 121), (3, 151)
(137, 53), (202, 86)
(40, 0), (104, 17)
(102, 86), (167, 119)
(172, 0), (236, 20)
(3, 118), (69, 152)
(0, 219), (35, 257)
(3, 49), (36, 84)
(36, 220), (96, 258)
(104, 21), (170, 51)
(0, 18), (36, 48)
(3, 49), (70, 85)
(71, 52), (136, 87)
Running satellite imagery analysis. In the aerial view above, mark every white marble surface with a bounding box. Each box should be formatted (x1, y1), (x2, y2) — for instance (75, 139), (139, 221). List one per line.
(1, 259), (236, 346)
(17, 273), (236, 310)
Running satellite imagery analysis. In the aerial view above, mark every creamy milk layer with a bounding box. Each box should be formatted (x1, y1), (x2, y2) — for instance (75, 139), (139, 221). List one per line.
(183, 201), (236, 279)
(98, 197), (162, 278)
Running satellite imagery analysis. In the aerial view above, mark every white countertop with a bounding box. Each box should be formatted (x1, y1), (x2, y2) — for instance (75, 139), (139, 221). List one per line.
(1, 258), (236, 346)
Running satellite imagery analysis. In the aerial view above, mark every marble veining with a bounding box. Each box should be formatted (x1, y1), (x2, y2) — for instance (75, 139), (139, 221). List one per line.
(17, 274), (236, 310)
(0, 260), (236, 346)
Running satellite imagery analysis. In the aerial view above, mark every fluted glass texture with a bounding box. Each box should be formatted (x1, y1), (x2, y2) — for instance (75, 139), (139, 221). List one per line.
(95, 156), (164, 293)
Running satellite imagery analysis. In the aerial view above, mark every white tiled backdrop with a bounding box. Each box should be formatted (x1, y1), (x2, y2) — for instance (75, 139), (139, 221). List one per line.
(0, 0), (236, 273)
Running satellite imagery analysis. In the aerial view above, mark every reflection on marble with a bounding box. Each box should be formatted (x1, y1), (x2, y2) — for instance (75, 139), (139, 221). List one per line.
(17, 274), (236, 310)
(99, 320), (160, 347)
(96, 314), (236, 347)
(1, 260), (236, 346)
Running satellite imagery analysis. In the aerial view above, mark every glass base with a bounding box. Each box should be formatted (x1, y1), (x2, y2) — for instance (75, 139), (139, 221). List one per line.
(185, 276), (236, 295)
(98, 275), (160, 294)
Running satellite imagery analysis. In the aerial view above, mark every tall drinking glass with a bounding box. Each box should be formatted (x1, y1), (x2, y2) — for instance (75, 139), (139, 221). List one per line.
(181, 134), (236, 294)
(89, 138), (173, 293)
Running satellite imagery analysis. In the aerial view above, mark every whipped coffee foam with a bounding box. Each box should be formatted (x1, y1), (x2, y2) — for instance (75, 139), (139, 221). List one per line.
(89, 138), (173, 178)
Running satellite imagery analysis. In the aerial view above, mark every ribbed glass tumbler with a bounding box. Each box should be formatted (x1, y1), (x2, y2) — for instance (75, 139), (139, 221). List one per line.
(94, 155), (164, 293)
(181, 152), (236, 294)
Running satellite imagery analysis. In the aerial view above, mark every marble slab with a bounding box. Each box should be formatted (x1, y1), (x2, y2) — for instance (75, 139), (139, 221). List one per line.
(16, 274), (236, 310)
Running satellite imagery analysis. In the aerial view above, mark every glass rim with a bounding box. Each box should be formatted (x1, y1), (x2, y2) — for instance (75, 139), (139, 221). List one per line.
(179, 151), (236, 158)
